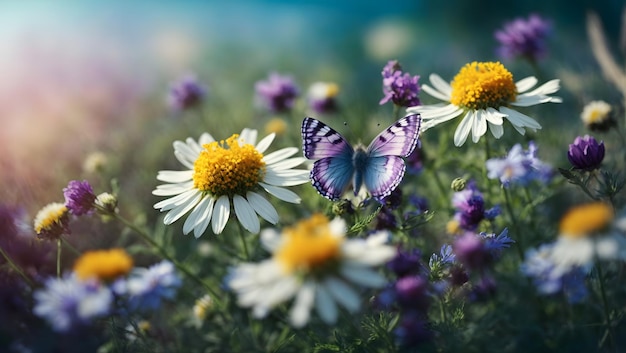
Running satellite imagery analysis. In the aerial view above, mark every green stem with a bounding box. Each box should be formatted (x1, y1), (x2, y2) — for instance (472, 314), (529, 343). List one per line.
(0, 246), (34, 287)
(237, 222), (250, 261)
(503, 187), (524, 261)
(439, 296), (448, 325)
(61, 237), (81, 256)
(596, 260), (616, 351)
(110, 211), (223, 306)
(56, 238), (62, 278)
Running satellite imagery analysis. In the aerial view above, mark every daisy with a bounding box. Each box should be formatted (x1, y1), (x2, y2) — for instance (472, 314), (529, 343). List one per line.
(153, 128), (309, 236)
(550, 202), (626, 275)
(227, 213), (395, 328)
(33, 202), (70, 240)
(407, 61), (561, 146)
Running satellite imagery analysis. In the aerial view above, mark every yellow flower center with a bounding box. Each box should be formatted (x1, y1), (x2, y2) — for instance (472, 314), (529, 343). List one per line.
(264, 118), (288, 136)
(34, 203), (68, 235)
(450, 61), (517, 110)
(193, 134), (266, 196)
(73, 248), (134, 281)
(275, 214), (343, 274)
(581, 101), (611, 125)
(559, 202), (614, 239)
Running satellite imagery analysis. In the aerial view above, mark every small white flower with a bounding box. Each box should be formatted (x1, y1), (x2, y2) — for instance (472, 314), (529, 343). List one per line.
(407, 61), (561, 146)
(153, 128), (309, 236)
(227, 214), (395, 328)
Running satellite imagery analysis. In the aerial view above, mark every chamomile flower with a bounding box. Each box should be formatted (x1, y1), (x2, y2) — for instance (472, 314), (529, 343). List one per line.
(407, 61), (561, 146)
(33, 202), (70, 240)
(227, 214), (395, 328)
(550, 203), (626, 274)
(153, 129), (309, 236)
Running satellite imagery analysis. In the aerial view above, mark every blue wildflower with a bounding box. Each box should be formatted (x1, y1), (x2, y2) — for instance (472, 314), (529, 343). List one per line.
(486, 141), (553, 187)
(33, 276), (112, 332)
(429, 244), (455, 270)
(123, 261), (182, 311)
(480, 228), (514, 256)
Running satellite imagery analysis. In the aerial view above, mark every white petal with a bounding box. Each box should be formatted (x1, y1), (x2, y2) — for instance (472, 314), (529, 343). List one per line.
(263, 148), (299, 164)
(290, 281), (315, 328)
(173, 141), (201, 169)
(211, 195), (231, 234)
(409, 103), (463, 121)
(324, 277), (360, 313)
(154, 189), (200, 210)
(260, 228), (282, 252)
(515, 76), (537, 93)
(453, 111), (474, 146)
(240, 128), (258, 145)
(198, 132), (215, 145)
(484, 107), (505, 125)
(163, 191), (203, 224)
(152, 181), (194, 196)
(421, 83), (450, 101)
(471, 110), (487, 143)
(267, 157), (306, 171)
(233, 195), (260, 234)
(263, 169), (310, 186)
(500, 107), (542, 130)
(255, 133), (275, 154)
(340, 265), (388, 288)
(193, 198), (215, 238)
(525, 79), (560, 96)
(488, 121), (504, 139)
(246, 191), (279, 224)
(429, 73), (452, 97)
(315, 284), (338, 324)
(156, 170), (193, 183)
(259, 183), (302, 203)
(183, 196), (214, 237)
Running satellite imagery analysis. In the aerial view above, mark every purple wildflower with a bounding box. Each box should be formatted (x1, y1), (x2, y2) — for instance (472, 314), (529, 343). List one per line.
(307, 82), (339, 114)
(394, 312), (432, 347)
(63, 180), (96, 216)
(388, 248), (423, 278)
(395, 275), (430, 311)
(167, 74), (206, 112)
(255, 72), (299, 113)
(495, 14), (552, 62)
(379, 60), (421, 107)
(452, 183), (490, 231)
(486, 142), (553, 187)
(567, 135), (605, 171)
(33, 276), (112, 332)
(453, 233), (491, 270)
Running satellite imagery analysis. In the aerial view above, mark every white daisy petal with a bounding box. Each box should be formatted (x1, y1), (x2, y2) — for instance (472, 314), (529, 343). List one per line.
(233, 195), (260, 234)
(240, 128), (258, 145)
(409, 103), (463, 121)
(500, 107), (542, 130)
(315, 284), (338, 324)
(173, 142), (201, 169)
(154, 189), (200, 210)
(259, 183), (302, 203)
(267, 157), (306, 171)
(290, 281), (315, 328)
(340, 265), (388, 288)
(263, 148), (299, 164)
(453, 111), (474, 146)
(156, 170), (193, 183)
(211, 195), (231, 234)
(429, 73), (453, 97)
(152, 182), (194, 196)
(163, 191), (203, 225)
(515, 76), (538, 93)
(471, 109), (487, 143)
(324, 277), (360, 313)
(421, 83), (450, 101)
(484, 107), (505, 125)
(263, 169), (310, 186)
(183, 196), (214, 237)
(246, 191), (279, 224)
(198, 132), (215, 145)
(255, 133), (275, 154)
(193, 198), (215, 238)
(524, 79), (560, 96)
(488, 121), (504, 139)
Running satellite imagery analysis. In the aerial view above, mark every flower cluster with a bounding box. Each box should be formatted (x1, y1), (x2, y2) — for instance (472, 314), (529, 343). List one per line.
(167, 74), (207, 112)
(495, 14), (552, 62)
(567, 135), (605, 171)
(450, 182), (500, 232)
(307, 81), (339, 114)
(379, 60), (421, 107)
(254, 72), (300, 113)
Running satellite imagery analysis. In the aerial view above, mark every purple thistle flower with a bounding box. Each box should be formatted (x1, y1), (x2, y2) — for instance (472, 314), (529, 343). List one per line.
(453, 233), (492, 270)
(379, 60), (421, 107)
(255, 72), (299, 113)
(33, 276), (112, 332)
(63, 180), (96, 216)
(167, 74), (206, 112)
(452, 183), (489, 231)
(495, 14), (551, 62)
(567, 135), (605, 171)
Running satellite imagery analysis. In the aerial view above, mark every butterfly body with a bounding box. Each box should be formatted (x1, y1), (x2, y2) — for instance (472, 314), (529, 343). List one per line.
(302, 115), (421, 201)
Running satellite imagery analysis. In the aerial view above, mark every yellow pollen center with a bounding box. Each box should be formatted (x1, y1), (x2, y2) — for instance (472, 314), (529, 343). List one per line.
(34, 203), (68, 234)
(73, 248), (134, 281)
(275, 214), (343, 273)
(192, 134), (266, 196)
(450, 61), (517, 110)
(559, 202), (614, 239)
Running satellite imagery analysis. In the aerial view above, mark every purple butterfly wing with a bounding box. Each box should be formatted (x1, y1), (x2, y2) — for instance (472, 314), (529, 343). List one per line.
(367, 114), (421, 158)
(363, 156), (406, 200)
(302, 117), (354, 159)
(302, 117), (355, 200)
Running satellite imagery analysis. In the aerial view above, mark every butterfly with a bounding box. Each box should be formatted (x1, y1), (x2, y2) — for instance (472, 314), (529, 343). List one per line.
(301, 114), (421, 201)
